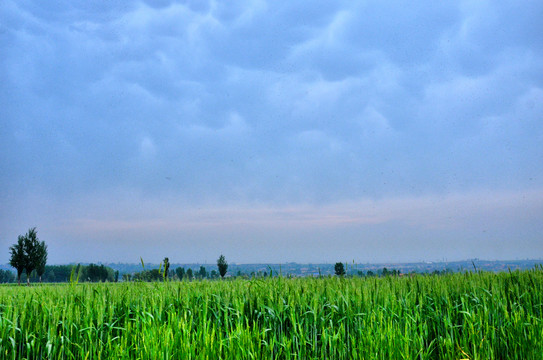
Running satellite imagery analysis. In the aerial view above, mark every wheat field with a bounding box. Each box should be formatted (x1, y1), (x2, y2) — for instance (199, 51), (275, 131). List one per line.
(1, 269), (542, 359)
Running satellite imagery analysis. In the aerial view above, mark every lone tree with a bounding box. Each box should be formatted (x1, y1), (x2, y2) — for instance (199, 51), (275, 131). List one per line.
(334, 262), (346, 277)
(8, 228), (48, 285)
(9, 236), (26, 285)
(163, 257), (170, 280)
(217, 254), (228, 278)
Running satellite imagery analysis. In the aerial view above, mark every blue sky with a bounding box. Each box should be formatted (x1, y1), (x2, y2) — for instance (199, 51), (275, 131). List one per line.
(1, 0), (542, 264)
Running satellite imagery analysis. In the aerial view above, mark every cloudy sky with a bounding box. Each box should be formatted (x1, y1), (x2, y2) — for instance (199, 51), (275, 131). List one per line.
(1, 0), (542, 265)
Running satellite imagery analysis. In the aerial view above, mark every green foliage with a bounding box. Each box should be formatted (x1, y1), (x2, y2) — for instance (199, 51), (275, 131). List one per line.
(8, 228), (48, 285)
(20, 264), (116, 283)
(0, 269), (542, 359)
(8, 236), (26, 283)
(334, 262), (345, 276)
(22, 228), (40, 285)
(0, 269), (15, 283)
(40, 265), (72, 282)
(217, 254), (228, 278)
(175, 267), (185, 280)
(132, 269), (163, 282)
(35, 241), (48, 282)
(84, 263), (114, 282)
(198, 266), (207, 279)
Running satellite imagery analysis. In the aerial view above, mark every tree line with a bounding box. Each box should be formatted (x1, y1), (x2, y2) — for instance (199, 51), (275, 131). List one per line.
(334, 262), (404, 277)
(1, 263), (119, 283)
(5, 228), (230, 284)
(124, 255), (229, 282)
(5, 228), (443, 284)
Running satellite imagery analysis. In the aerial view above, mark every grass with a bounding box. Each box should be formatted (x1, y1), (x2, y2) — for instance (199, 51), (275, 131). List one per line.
(0, 269), (542, 359)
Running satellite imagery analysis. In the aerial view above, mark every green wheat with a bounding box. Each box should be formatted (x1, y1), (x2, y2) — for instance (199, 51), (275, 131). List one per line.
(0, 269), (542, 359)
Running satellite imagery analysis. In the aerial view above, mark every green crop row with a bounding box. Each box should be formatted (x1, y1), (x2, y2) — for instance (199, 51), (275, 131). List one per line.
(0, 269), (542, 359)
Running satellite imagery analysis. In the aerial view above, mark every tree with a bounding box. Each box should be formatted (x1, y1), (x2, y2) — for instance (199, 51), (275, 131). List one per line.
(35, 241), (48, 283)
(198, 266), (207, 279)
(186, 268), (193, 280)
(334, 262), (346, 277)
(9, 236), (26, 285)
(163, 257), (170, 280)
(217, 254), (228, 278)
(175, 267), (185, 280)
(9, 228), (46, 285)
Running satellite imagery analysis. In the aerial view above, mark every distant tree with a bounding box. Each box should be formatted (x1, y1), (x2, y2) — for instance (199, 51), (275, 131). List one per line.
(163, 257), (170, 280)
(217, 254), (228, 278)
(210, 270), (219, 279)
(86, 264), (98, 282)
(186, 268), (193, 280)
(114, 270), (119, 283)
(149, 269), (161, 281)
(175, 267), (185, 280)
(9, 236), (26, 285)
(85, 264), (113, 282)
(366, 270), (375, 277)
(132, 269), (164, 282)
(0, 269), (15, 283)
(35, 241), (48, 283)
(180, 266), (185, 280)
(382, 267), (389, 277)
(43, 265), (73, 282)
(198, 266), (207, 279)
(334, 262), (346, 277)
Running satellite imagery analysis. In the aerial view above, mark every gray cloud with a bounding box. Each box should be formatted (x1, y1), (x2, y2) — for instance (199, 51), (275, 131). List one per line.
(1, 0), (542, 263)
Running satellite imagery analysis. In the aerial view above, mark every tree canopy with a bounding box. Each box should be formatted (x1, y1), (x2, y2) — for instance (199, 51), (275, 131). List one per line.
(217, 254), (228, 278)
(334, 262), (346, 277)
(9, 228), (48, 285)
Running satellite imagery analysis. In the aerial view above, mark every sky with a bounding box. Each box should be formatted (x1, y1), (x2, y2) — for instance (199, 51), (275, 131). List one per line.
(1, 0), (542, 265)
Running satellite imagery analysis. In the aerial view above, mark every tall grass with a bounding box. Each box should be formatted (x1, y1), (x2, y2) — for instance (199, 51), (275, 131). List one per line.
(0, 269), (542, 359)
